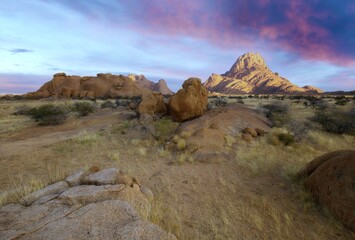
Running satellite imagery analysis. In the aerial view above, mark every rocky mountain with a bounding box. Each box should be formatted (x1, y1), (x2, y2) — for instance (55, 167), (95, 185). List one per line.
(204, 52), (323, 94)
(25, 73), (150, 99)
(127, 74), (173, 95)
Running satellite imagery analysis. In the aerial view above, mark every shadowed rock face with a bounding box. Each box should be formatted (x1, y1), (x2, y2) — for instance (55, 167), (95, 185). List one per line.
(204, 52), (323, 94)
(127, 74), (174, 95)
(0, 168), (176, 240)
(299, 150), (355, 232)
(25, 73), (150, 99)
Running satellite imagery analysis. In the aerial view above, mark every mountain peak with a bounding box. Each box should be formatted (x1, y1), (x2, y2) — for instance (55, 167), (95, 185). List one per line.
(204, 52), (323, 94)
(224, 52), (267, 77)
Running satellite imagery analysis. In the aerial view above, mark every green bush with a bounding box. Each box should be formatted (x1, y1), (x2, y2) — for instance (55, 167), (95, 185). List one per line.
(101, 100), (115, 109)
(277, 133), (295, 146)
(74, 102), (96, 116)
(311, 109), (355, 135)
(263, 102), (290, 127)
(30, 104), (67, 126)
(13, 105), (34, 116)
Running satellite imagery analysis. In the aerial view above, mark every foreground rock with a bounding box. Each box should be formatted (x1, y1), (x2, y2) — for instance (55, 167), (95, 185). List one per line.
(299, 150), (355, 232)
(175, 103), (271, 162)
(168, 78), (208, 122)
(0, 168), (176, 240)
(204, 52), (323, 94)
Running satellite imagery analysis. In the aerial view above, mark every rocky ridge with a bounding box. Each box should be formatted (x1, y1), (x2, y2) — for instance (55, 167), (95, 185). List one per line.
(0, 168), (176, 240)
(25, 73), (152, 99)
(204, 52), (323, 94)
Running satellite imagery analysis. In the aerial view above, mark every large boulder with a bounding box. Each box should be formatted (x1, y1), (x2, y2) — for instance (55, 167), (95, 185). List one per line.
(168, 78), (208, 122)
(0, 168), (176, 240)
(299, 150), (355, 232)
(137, 92), (167, 117)
(175, 103), (271, 162)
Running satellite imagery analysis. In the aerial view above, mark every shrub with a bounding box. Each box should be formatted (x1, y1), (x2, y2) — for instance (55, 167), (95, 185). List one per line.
(74, 101), (96, 116)
(263, 102), (290, 127)
(335, 98), (349, 106)
(30, 104), (67, 126)
(278, 133), (295, 146)
(101, 100), (115, 109)
(268, 128), (295, 146)
(13, 105), (34, 116)
(311, 108), (355, 135)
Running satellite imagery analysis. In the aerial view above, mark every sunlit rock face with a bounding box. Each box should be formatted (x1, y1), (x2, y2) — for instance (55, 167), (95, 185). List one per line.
(25, 73), (150, 99)
(204, 52), (323, 94)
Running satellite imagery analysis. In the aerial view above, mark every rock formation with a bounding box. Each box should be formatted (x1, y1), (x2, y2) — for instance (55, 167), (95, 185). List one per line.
(299, 150), (355, 232)
(168, 78), (208, 122)
(127, 74), (173, 95)
(0, 168), (176, 239)
(137, 92), (167, 117)
(25, 73), (150, 99)
(175, 103), (271, 162)
(204, 52), (323, 94)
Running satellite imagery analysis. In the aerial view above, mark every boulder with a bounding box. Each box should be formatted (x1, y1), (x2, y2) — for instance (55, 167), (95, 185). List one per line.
(177, 103), (271, 162)
(299, 150), (355, 232)
(0, 168), (176, 240)
(168, 78), (208, 122)
(137, 92), (167, 117)
(243, 127), (258, 137)
(242, 133), (254, 142)
(53, 72), (66, 77)
(255, 128), (267, 136)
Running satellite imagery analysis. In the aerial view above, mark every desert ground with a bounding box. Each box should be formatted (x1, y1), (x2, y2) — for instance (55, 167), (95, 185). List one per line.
(0, 95), (354, 239)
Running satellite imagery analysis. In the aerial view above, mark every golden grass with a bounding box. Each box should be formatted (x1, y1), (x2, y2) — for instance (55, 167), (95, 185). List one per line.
(1, 98), (354, 239)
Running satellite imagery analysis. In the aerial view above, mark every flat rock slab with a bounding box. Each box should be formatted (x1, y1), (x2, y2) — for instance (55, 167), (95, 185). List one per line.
(81, 168), (120, 185)
(0, 200), (176, 240)
(59, 184), (126, 205)
(22, 181), (69, 206)
(0, 168), (174, 239)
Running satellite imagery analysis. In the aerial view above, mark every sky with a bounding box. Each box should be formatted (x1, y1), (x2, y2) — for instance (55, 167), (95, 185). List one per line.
(1, 0), (355, 93)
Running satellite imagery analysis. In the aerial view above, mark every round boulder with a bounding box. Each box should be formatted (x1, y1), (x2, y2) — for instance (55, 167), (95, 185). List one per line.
(299, 150), (355, 232)
(168, 78), (208, 122)
(137, 92), (167, 117)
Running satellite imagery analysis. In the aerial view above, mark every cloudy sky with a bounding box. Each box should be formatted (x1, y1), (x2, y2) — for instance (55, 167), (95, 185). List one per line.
(1, 0), (354, 93)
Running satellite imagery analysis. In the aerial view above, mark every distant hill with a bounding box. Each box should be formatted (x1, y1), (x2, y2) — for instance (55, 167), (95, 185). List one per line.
(127, 74), (173, 95)
(322, 90), (355, 96)
(204, 52), (323, 94)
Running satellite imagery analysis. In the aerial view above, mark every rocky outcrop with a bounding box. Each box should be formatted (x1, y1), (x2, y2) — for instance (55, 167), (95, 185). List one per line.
(175, 103), (271, 162)
(299, 150), (355, 232)
(168, 78), (208, 122)
(204, 52), (323, 94)
(25, 73), (150, 99)
(128, 74), (173, 95)
(0, 168), (176, 240)
(137, 92), (167, 117)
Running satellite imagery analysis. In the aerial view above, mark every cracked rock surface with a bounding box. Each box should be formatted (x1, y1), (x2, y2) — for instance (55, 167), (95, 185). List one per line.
(0, 168), (176, 240)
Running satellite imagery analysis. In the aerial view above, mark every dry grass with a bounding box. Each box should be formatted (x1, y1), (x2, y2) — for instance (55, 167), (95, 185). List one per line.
(1, 98), (354, 239)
